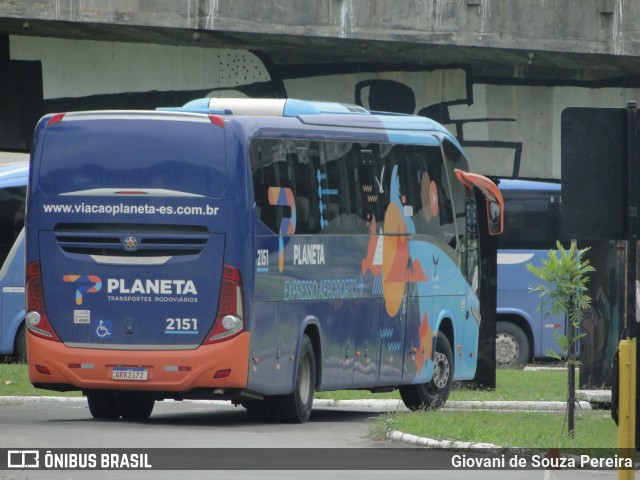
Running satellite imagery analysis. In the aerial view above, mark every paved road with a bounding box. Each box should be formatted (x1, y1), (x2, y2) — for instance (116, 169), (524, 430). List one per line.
(0, 397), (621, 480)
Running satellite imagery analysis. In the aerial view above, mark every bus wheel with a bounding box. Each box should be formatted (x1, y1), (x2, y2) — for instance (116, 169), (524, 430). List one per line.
(87, 391), (120, 420)
(399, 331), (453, 410)
(116, 393), (155, 420)
(496, 322), (530, 369)
(274, 334), (316, 423)
(15, 324), (27, 363)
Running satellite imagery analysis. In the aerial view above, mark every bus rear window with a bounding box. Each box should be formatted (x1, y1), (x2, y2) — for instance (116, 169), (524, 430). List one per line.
(499, 187), (565, 250)
(38, 119), (226, 198)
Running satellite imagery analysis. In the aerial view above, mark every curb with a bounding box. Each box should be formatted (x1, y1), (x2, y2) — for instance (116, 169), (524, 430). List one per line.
(386, 429), (501, 450)
(313, 398), (592, 412)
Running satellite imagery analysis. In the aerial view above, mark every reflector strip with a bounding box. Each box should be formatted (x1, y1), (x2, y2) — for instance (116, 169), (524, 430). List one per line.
(35, 365), (51, 375)
(164, 366), (192, 372)
(59, 111), (214, 123)
(60, 188), (204, 197)
(214, 369), (231, 379)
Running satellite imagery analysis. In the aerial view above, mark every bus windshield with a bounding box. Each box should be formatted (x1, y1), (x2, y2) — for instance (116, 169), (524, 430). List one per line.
(39, 115), (227, 198)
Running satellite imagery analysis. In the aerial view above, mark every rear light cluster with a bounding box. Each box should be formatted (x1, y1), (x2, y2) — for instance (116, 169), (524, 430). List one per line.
(47, 113), (65, 126)
(208, 115), (225, 128)
(26, 261), (61, 342)
(203, 265), (245, 344)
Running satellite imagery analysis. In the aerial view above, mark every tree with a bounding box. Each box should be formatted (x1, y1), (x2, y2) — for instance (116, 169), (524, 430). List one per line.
(527, 240), (594, 437)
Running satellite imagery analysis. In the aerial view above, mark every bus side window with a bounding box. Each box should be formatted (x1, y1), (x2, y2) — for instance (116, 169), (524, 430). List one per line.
(321, 142), (363, 233)
(386, 144), (422, 222)
(356, 144), (384, 228)
(345, 145), (366, 232)
(411, 145), (452, 244)
(0, 186), (27, 267)
(441, 140), (469, 252)
(292, 142), (321, 234)
(251, 139), (291, 234)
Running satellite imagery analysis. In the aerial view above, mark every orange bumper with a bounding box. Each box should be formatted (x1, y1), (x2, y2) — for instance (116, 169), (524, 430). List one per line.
(27, 331), (250, 393)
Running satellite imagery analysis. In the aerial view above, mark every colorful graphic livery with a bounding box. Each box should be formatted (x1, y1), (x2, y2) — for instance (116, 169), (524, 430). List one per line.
(26, 98), (503, 422)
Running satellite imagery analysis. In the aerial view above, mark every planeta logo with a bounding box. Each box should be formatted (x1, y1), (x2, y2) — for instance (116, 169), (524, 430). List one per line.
(63, 275), (103, 305)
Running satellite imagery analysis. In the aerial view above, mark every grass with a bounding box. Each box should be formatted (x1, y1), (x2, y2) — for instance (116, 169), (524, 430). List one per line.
(366, 366), (619, 450)
(316, 367), (570, 402)
(316, 366), (618, 450)
(0, 362), (81, 397)
(449, 368), (570, 401)
(373, 409), (617, 449)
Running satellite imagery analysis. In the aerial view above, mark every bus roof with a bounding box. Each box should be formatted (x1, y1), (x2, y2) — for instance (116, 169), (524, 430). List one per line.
(497, 177), (560, 192)
(158, 97), (370, 117)
(157, 97), (455, 136)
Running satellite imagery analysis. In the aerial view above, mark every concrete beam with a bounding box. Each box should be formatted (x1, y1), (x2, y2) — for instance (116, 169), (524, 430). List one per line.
(0, 0), (638, 78)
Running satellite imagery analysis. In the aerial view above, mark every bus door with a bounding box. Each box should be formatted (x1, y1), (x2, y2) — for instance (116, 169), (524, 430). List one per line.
(399, 142), (472, 384)
(440, 140), (479, 379)
(353, 298), (380, 388)
(377, 144), (410, 386)
(377, 279), (407, 385)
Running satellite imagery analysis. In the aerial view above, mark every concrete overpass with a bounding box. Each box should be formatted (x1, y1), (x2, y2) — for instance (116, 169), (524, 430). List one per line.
(1, 0), (638, 77)
(1, 0), (640, 178)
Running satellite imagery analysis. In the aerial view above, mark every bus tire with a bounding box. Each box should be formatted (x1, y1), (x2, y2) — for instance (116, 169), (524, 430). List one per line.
(399, 331), (453, 410)
(15, 324), (27, 363)
(496, 321), (530, 369)
(274, 334), (316, 423)
(242, 398), (277, 423)
(87, 391), (120, 420)
(116, 393), (155, 420)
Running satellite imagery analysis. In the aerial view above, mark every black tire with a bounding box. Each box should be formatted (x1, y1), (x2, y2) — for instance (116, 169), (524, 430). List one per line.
(273, 335), (316, 423)
(15, 324), (27, 364)
(242, 398), (277, 423)
(496, 321), (530, 369)
(400, 331), (453, 410)
(87, 391), (120, 420)
(116, 393), (155, 420)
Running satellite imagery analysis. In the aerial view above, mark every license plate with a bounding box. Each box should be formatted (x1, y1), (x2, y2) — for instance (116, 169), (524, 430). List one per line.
(112, 367), (148, 381)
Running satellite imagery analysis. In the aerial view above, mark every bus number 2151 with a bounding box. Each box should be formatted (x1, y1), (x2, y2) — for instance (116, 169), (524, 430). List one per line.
(165, 318), (198, 332)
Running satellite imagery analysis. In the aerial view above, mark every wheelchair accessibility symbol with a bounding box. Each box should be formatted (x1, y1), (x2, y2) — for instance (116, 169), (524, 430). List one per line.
(96, 320), (112, 338)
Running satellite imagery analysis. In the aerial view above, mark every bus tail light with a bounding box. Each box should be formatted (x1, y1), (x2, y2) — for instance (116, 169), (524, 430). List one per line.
(47, 113), (66, 126)
(204, 266), (245, 344)
(26, 261), (61, 342)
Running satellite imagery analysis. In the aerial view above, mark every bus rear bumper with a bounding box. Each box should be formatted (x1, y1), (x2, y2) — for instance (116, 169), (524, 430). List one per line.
(27, 332), (250, 394)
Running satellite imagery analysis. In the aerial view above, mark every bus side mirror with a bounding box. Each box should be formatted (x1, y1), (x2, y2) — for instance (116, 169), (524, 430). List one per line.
(487, 198), (503, 236)
(454, 169), (504, 236)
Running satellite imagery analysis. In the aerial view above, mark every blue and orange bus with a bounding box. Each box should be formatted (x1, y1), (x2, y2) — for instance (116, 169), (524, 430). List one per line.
(495, 178), (568, 368)
(0, 160), (28, 362)
(26, 98), (503, 422)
